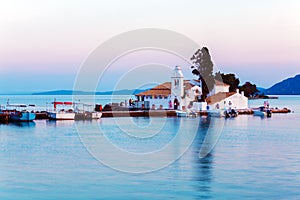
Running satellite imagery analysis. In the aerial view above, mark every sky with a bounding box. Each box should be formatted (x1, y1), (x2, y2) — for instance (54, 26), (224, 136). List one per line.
(0, 0), (300, 93)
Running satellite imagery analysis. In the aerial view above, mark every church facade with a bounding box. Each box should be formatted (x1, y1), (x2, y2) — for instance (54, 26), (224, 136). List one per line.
(135, 66), (201, 110)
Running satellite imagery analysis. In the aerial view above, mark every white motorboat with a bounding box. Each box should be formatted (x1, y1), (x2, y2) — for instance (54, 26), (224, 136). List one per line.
(91, 112), (102, 119)
(176, 110), (188, 117)
(73, 102), (102, 120)
(175, 109), (198, 118)
(47, 101), (75, 120)
(48, 111), (75, 120)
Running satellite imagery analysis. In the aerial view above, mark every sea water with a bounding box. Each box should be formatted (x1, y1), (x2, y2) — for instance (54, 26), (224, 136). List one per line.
(0, 95), (300, 199)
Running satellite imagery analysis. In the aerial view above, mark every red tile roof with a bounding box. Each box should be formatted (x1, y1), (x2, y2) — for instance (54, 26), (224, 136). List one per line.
(206, 92), (236, 105)
(135, 80), (198, 97)
(135, 82), (171, 97)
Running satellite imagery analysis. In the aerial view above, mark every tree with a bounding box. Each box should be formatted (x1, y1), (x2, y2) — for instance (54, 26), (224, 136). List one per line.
(239, 82), (260, 97)
(191, 47), (214, 101)
(215, 72), (240, 92)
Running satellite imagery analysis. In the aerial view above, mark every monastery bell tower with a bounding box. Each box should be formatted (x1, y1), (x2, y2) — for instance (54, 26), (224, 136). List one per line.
(171, 66), (184, 99)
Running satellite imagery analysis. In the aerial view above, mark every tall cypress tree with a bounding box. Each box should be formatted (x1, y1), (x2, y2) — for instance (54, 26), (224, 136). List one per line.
(191, 47), (215, 101)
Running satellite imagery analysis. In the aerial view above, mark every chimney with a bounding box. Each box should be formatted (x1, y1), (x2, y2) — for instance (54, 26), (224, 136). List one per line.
(236, 88), (239, 93)
(241, 91), (244, 96)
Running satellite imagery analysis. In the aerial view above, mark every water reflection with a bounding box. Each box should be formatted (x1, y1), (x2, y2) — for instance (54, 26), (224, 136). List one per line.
(199, 117), (224, 159)
(10, 121), (36, 128)
(194, 153), (214, 198)
(192, 117), (216, 198)
(46, 119), (75, 127)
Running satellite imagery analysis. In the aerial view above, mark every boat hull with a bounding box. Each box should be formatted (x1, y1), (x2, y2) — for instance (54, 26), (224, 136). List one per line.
(253, 110), (271, 117)
(176, 110), (188, 117)
(92, 112), (102, 119)
(74, 112), (102, 120)
(10, 112), (36, 122)
(48, 112), (75, 120)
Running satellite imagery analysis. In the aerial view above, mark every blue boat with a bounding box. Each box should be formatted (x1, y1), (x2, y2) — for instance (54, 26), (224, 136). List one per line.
(6, 104), (36, 122)
(253, 106), (272, 118)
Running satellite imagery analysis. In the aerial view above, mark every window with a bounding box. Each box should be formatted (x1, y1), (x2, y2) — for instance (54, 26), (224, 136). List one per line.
(174, 79), (179, 86)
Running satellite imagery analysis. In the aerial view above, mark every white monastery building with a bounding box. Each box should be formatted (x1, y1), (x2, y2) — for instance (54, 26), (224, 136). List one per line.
(135, 66), (248, 111)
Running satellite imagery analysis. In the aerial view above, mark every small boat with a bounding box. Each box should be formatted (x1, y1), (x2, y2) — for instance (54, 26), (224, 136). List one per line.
(187, 110), (198, 118)
(47, 101), (75, 120)
(176, 110), (198, 118)
(74, 111), (102, 120)
(6, 104), (36, 122)
(74, 102), (102, 120)
(48, 111), (75, 120)
(224, 108), (238, 118)
(91, 112), (102, 119)
(253, 106), (272, 118)
(176, 110), (188, 117)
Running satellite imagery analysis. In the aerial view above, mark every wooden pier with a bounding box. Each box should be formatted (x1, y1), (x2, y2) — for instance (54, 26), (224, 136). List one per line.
(100, 108), (291, 118)
(0, 113), (9, 123)
(0, 108), (292, 123)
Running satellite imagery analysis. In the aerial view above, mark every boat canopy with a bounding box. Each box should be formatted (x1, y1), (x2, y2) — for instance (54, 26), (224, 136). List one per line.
(52, 102), (73, 105)
(52, 101), (73, 110)
(7, 104), (27, 107)
(73, 102), (92, 106)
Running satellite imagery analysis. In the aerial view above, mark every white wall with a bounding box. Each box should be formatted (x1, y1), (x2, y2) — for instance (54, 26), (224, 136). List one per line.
(192, 102), (207, 111)
(208, 93), (248, 110)
(144, 96), (170, 109)
(209, 85), (230, 96)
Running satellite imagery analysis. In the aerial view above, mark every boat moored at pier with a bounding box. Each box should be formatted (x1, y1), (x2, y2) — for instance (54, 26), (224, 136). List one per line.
(253, 106), (272, 118)
(47, 101), (75, 120)
(6, 104), (36, 122)
(253, 101), (272, 118)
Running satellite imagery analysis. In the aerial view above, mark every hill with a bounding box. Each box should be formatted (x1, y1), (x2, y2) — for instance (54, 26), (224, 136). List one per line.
(266, 74), (300, 95)
(257, 87), (266, 94)
(32, 90), (88, 95)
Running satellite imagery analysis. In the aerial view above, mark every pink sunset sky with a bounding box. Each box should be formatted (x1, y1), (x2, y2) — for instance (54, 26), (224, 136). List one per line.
(0, 0), (299, 93)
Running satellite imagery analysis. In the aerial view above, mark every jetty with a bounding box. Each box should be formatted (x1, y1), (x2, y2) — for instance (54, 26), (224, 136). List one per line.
(0, 107), (292, 123)
(0, 113), (9, 123)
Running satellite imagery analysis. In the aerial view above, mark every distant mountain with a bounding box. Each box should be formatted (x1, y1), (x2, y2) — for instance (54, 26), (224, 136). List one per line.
(257, 87), (266, 94)
(32, 90), (88, 95)
(265, 74), (300, 95)
(96, 89), (148, 95)
(32, 89), (148, 95)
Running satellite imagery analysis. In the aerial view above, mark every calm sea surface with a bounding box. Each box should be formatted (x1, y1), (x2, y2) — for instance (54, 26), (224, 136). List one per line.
(0, 95), (300, 199)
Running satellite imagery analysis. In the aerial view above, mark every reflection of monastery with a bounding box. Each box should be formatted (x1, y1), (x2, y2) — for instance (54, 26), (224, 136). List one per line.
(135, 66), (248, 111)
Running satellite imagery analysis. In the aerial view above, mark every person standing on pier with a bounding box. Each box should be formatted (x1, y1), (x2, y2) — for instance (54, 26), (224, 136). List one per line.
(129, 99), (132, 106)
